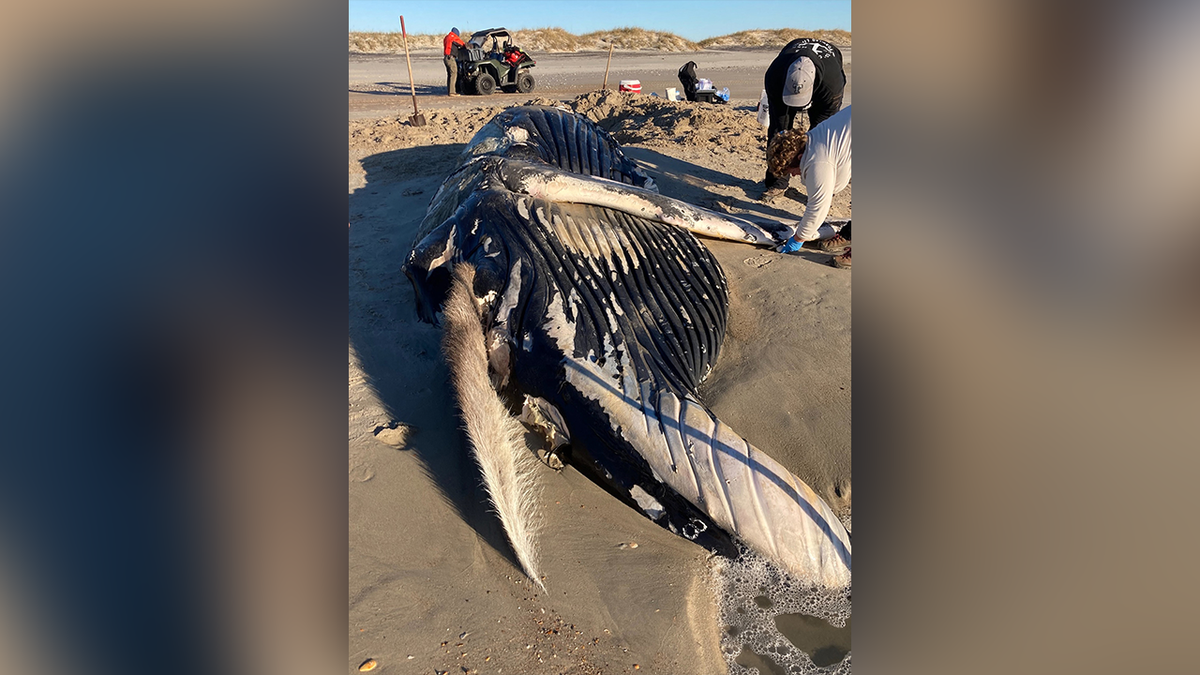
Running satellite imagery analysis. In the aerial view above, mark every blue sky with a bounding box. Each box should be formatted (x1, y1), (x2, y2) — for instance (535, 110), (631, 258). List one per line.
(349, 1), (850, 41)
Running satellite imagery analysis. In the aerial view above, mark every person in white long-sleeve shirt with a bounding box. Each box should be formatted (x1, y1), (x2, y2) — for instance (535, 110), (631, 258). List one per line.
(769, 105), (852, 268)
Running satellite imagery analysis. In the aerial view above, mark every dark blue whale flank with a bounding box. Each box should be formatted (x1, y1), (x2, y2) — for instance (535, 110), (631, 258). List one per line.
(477, 105), (655, 187)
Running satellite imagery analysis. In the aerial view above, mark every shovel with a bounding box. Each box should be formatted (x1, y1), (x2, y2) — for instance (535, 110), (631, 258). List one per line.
(399, 15), (426, 127)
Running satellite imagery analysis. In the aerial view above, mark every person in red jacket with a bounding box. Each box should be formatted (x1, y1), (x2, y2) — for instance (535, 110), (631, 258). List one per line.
(443, 27), (466, 96)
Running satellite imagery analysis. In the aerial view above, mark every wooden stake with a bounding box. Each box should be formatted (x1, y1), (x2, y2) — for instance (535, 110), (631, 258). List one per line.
(399, 16), (424, 125)
(602, 42), (614, 90)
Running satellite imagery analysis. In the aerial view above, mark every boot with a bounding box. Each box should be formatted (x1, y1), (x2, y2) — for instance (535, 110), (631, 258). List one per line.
(763, 171), (789, 198)
(803, 233), (850, 252)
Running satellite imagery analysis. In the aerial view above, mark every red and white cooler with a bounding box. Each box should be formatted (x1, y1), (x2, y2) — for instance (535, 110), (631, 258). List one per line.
(618, 79), (642, 93)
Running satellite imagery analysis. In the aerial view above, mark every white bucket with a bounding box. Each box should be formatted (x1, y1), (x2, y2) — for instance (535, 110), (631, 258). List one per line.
(618, 79), (642, 93)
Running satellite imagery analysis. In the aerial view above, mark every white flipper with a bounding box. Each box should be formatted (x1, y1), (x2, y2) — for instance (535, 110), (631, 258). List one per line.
(491, 159), (794, 247)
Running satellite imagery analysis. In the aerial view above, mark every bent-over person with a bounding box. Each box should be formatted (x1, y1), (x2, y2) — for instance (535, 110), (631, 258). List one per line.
(772, 105), (852, 269)
(763, 38), (846, 192)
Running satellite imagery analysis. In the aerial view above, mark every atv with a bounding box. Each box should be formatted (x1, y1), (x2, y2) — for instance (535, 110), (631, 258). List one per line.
(457, 28), (536, 95)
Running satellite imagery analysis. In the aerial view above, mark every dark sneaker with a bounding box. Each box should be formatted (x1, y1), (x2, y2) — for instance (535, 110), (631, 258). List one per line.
(839, 221), (851, 241)
(830, 247), (851, 269)
(804, 233), (850, 252)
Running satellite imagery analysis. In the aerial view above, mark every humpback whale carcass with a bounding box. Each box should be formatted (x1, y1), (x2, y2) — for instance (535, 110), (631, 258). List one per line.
(403, 106), (851, 589)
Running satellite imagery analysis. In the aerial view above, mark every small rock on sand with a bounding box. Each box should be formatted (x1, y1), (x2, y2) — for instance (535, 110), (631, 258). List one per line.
(374, 422), (414, 447)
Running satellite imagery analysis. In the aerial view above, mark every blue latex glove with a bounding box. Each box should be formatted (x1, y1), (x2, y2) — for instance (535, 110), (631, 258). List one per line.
(777, 237), (804, 254)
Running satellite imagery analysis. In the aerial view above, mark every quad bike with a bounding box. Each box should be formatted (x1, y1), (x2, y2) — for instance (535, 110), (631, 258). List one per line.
(457, 28), (536, 95)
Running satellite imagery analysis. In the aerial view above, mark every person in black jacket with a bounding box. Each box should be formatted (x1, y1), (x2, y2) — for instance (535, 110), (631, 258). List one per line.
(763, 38), (846, 192)
(678, 61), (699, 102)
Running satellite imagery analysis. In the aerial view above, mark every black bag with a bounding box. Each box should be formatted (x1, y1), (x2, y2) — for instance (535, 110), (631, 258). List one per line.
(677, 61), (699, 102)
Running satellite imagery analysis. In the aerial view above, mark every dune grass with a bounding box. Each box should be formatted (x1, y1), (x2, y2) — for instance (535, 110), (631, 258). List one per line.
(577, 27), (700, 51)
(349, 27), (849, 54)
(697, 28), (851, 49)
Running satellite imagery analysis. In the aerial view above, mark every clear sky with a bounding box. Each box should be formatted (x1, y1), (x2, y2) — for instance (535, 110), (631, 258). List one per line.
(349, 0), (851, 41)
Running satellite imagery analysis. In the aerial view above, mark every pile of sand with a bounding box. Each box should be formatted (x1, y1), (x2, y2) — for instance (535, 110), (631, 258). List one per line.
(348, 91), (765, 154)
(347, 92), (771, 192)
(548, 90), (765, 150)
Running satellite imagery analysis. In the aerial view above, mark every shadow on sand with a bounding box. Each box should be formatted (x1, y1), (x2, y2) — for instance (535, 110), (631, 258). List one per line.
(350, 82), (538, 98)
(350, 82), (446, 97)
(350, 142), (525, 573)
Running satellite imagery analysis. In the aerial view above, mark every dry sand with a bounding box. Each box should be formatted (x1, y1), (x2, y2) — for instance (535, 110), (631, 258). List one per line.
(349, 49), (851, 675)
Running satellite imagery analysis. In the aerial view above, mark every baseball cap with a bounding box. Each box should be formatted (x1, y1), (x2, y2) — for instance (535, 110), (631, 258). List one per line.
(782, 57), (816, 108)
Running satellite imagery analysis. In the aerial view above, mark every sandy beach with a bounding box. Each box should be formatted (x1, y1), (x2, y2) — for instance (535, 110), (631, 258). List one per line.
(349, 47), (851, 674)
(350, 47), (850, 119)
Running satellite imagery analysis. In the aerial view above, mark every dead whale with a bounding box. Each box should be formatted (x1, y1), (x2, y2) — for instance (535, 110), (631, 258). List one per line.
(404, 106), (851, 589)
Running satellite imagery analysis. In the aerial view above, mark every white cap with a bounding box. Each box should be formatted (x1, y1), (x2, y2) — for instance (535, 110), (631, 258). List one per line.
(782, 57), (816, 108)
